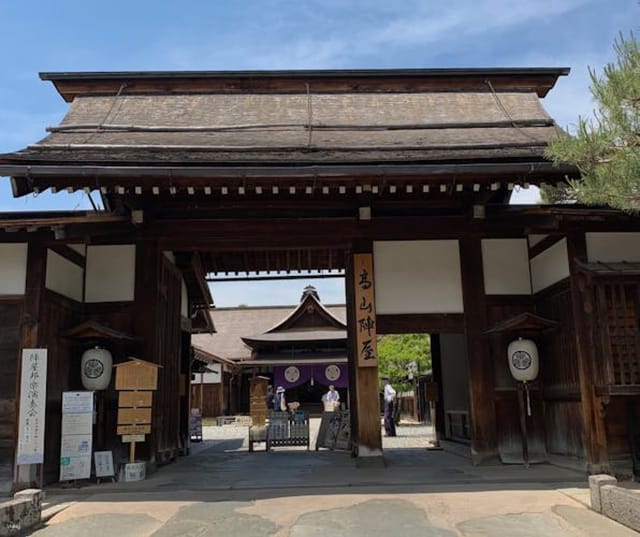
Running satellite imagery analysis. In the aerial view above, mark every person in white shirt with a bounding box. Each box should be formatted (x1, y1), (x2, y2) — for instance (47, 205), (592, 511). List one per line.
(382, 377), (397, 437)
(321, 385), (340, 410)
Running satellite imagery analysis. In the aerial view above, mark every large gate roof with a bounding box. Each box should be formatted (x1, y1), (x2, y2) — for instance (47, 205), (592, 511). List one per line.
(0, 68), (574, 197)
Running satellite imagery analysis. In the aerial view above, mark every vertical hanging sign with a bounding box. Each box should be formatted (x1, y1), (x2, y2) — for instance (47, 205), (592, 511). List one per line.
(16, 348), (48, 465)
(353, 253), (378, 367)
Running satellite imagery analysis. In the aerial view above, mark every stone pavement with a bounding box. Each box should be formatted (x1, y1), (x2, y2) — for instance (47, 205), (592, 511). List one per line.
(21, 422), (640, 536)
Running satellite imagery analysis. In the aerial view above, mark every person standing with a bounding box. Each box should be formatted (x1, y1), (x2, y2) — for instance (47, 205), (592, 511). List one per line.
(321, 385), (340, 411)
(266, 385), (274, 410)
(382, 376), (397, 437)
(273, 386), (287, 412)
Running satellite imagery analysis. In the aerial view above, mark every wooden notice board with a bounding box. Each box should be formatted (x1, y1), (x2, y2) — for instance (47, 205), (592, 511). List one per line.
(353, 253), (378, 367)
(117, 407), (152, 425)
(118, 391), (153, 408)
(117, 424), (151, 435)
(114, 359), (160, 390)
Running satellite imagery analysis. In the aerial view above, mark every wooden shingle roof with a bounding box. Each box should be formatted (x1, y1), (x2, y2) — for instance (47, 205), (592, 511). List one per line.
(6, 91), (560, 165)
(192, 304), (346, 361)
(0, 68), (575, 196)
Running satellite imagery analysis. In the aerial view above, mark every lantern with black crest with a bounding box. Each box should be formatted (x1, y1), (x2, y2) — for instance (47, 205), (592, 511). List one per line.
(507, 337), (539, 416)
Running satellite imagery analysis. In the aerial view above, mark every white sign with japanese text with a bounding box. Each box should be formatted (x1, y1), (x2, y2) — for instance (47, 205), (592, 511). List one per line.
(16, 348), (48, 465)
(94, 451), (115, 478)
(60, 391), (94, 480)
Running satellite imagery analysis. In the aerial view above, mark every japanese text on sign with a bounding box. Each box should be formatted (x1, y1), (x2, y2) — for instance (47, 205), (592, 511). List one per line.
(353, 254), (378, 367)
(17, 349), (48, 465)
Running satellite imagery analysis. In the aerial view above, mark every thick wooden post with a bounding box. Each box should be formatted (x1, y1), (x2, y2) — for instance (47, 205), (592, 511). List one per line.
(459, 237), (498, 464)
(567, 231), (609, 472)
(347, 246), (383, 459)
(15, 242), (46, 487)
(430, 335), (446, 440)
(133, 240), (161, 464)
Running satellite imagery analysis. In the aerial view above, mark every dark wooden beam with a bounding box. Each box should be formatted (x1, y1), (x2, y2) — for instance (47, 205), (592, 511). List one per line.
(377, 314), (464, 334)
(49, 244), (85, 267)
(459, 237), (498, 464)
(40, 68), (568, 102)
(528, 235), (565, 259)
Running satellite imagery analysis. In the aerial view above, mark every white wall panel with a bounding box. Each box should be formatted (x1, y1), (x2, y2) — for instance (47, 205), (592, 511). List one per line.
(482, 239), (531, 295)
(530, 239), (569, 293)
(46, 250), (83, 301)
(85, 245), (136, 302)
(586, 232), (640, 262)
(373, 240), (463, 314)
(0, 243), (27, 295)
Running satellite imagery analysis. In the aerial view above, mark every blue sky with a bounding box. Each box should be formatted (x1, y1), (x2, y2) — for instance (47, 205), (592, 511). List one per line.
(0, 0), (637, 305)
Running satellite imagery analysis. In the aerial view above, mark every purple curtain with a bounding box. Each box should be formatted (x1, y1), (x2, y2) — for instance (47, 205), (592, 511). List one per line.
(273, 363), (349, 390)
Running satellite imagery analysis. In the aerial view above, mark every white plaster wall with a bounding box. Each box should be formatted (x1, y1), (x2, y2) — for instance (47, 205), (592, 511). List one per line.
(85, 245), (136, 302)
(181, 278), (188, 318)
(46, 249), (83, 301)
(530, 239), (569, 293)
(0, 243), (27, 295)
(373, 240), (463, 314)
(586, 232), (640, 262)
(192, 365), (222, 384)
(482, 239), (531, 295)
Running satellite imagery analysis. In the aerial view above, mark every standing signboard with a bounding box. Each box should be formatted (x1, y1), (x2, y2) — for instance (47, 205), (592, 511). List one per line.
(60, 391), (93, 481)
(16, 349), (48, 465)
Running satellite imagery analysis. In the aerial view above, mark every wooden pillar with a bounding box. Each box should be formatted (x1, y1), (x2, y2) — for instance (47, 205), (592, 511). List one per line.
(133, 240), (161, 464)
(430, 335), (446, 439)
(459, 237), (498, 464)
(346, 245), (383, 458)
(15, 242), (46, 487)
(567, 231), (609, 472)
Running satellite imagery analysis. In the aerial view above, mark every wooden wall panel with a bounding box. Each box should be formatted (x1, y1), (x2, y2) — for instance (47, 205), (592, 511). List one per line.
(593, 282), (640, 386)
(544, 401), (585, 458)
(152, 256), (182, 463)
(190, 383), (224, 418)
(494, 389), (546, 463)
(0, 301), (21, 467)
(536, 281), (584, 461)
(38, 291), (80, 484)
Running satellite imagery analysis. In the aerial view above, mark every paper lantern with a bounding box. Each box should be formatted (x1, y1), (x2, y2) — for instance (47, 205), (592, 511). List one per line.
(507, 338), (539, 383)
(81, 346), (113, 390)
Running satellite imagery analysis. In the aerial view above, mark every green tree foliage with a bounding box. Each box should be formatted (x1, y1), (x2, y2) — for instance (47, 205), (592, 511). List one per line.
(545, 32), (640, 211)
(377, 333), (431, 391)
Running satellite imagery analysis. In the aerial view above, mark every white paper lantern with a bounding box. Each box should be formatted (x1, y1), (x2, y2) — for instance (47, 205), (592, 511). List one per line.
(81, 346), (113, 390)
(507, 338), (539, 383)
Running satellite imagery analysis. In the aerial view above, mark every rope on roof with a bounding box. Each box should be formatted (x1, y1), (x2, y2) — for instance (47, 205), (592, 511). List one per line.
(485, 79), (550, 145)
(46, 118), (554, 134)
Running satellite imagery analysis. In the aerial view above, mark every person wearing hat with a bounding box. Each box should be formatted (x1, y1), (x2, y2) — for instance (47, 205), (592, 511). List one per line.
(273, 386), (287, 412)
(382, 376), (396, 437)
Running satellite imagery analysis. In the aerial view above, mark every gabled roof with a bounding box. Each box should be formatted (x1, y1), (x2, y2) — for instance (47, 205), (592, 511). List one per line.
(265, 286), (346, 332)
(191, 302), (346, 361)
(241, 287), (346, 350)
